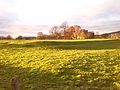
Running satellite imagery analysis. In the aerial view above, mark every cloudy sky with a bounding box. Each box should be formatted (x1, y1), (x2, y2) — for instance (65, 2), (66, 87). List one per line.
(0, 0), (120, 37)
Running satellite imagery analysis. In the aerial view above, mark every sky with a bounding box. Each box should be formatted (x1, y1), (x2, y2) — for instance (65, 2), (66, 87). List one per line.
(0, 0), (120, 37)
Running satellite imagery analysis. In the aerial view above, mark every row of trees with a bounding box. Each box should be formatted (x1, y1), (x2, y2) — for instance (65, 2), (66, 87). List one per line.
(0, 35), (13, 40)
(95, 31), (120, 39)
(37, 22), (95, 39)
(0, 35), (36, 40)
(0, 22), (119, 40)
(37, 22), (120, 39)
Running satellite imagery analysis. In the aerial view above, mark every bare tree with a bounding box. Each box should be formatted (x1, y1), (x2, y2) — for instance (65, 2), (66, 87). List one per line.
(60, 21), (69, 38)
(16, 35), (23, 40)
(49, 26), (58, 35)
(37, 32), (44, 39)
(88, 32), (95, 39)
(0, 36), (6, 40)
(49, 26), (61, 39)
(6, 35), (13, 40)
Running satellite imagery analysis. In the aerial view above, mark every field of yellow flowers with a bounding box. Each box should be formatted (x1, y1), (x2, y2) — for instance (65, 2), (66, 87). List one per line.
(0, 39), (120, 90)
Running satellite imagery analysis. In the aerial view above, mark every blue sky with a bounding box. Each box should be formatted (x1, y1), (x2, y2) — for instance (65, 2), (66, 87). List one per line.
(0, 0), (120, 37)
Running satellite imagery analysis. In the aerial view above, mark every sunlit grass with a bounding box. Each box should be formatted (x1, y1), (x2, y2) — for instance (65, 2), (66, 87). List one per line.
(0, 39), (120, 90)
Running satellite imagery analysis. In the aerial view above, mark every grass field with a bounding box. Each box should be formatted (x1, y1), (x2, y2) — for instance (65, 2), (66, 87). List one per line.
(0, 39), (120, 90)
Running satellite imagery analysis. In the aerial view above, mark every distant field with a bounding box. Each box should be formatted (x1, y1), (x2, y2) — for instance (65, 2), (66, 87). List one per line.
(0, 39), (120, 90)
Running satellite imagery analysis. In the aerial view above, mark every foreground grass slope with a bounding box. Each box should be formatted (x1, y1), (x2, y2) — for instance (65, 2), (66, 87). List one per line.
(0, 39), (120, 90)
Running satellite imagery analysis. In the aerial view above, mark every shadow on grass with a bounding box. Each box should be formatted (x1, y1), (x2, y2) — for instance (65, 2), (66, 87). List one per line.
(0, 39), (120, 50)
(0, 63), (70, 90)
(1, 39), (120, 50)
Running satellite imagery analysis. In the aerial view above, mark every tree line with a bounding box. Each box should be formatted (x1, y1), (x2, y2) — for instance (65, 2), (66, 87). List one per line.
(0, 22), (120, 40)
(0, 35), (36, 40)
(37, 22), (120, 39)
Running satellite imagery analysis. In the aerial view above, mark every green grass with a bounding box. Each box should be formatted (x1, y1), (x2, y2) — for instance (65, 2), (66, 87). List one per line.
(0, 39), (120, 90)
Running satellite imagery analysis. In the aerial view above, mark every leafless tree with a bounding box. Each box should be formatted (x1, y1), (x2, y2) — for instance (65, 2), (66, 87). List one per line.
(60, 21), (69, 37)
(37, 32), (44, 39)
(6, 35), (13, 40)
